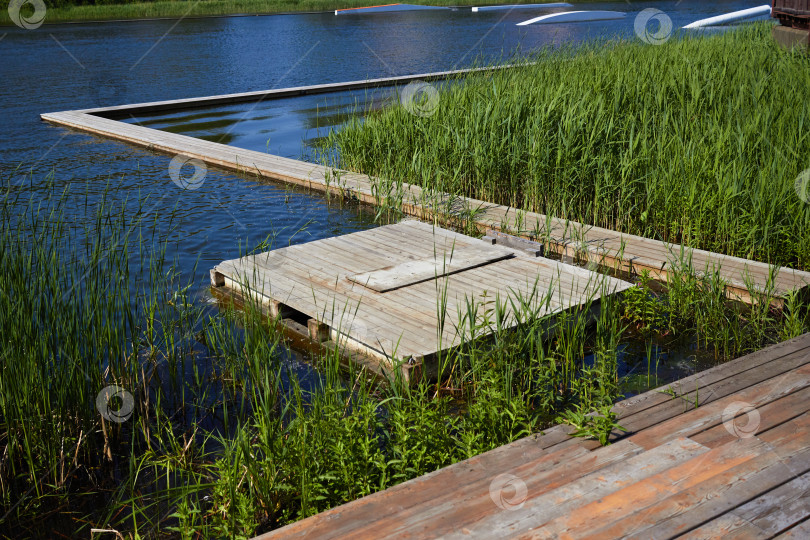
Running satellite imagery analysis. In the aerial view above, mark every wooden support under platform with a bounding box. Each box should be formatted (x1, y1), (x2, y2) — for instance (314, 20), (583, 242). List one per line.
(254, 331), (810, 539)
(40, 74), (810, 305)
(210, 220), (631, 384)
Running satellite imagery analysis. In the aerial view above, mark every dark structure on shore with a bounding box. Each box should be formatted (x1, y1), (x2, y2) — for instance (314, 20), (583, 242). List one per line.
(772, 0), (810, 48)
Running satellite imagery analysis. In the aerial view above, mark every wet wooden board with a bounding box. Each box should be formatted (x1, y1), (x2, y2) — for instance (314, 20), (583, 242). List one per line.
(41, 99), (810, 305)
(210, 220), (631, 381)
(254, 332), (810, 539)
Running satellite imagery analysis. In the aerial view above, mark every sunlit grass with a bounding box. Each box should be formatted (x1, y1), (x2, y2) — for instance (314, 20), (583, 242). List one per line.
(328, 24), (810, 270)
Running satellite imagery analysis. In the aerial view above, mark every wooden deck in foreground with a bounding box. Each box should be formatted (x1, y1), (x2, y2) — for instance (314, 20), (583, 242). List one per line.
(210, 220), (630, 383)
(256, 332), (810, 539)
(40, 75), (810, 305)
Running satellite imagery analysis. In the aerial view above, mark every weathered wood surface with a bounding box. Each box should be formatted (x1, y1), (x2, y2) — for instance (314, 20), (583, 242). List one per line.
(41, 101), (810, 304)
(211, 220), (630, 381)
(254, 332), (810, 539)
(347, 244), (515, 292)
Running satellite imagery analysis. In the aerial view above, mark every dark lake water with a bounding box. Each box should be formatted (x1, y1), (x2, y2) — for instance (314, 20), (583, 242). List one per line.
(0, 0), (769, 382)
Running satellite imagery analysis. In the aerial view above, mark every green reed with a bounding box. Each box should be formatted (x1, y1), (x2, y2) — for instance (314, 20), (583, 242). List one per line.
(0, 176), (210, 535)
(1, 171), (807, 538)
(327, 24), (810, 270)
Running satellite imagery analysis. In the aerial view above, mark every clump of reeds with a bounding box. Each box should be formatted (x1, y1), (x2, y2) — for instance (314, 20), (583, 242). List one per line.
(327, 23), (810, 270)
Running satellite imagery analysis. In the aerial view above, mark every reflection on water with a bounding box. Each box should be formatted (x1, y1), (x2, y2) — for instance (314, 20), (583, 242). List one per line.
(116, 0), (771, 159)
(124, 87), (394, 159)
(0, 0), (773, 381)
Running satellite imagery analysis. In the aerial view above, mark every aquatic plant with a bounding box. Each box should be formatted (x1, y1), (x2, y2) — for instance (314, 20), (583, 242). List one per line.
(329, 24), (810, 270)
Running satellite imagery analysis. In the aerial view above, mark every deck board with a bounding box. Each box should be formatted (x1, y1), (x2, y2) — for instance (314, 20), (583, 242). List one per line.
(253, 333), (810, 539)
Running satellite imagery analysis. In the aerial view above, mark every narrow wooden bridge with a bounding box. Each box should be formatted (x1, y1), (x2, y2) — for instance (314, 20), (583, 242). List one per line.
(40, 73), (810, 306)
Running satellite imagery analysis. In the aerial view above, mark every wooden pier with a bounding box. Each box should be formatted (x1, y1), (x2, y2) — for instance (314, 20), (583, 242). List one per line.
(210, 220), (631, 383)
(255, 332), (810, 539)
(39, 68), (810, 538)
(39, 73), (810, 305)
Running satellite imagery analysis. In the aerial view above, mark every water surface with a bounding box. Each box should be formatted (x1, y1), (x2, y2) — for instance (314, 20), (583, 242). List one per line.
(0, 0), (770, 381)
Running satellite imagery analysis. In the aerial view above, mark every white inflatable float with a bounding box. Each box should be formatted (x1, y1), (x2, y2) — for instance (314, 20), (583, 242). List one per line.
(682, 5), (771, 29)
(517, 10), (625, 26)
(472, 3), (572, 12)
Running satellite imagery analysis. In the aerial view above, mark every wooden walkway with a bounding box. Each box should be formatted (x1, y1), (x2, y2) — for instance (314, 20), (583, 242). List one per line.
(40, 75), (810, 304)
(255, 332), (810, 539)
(210, 220), (630, 383)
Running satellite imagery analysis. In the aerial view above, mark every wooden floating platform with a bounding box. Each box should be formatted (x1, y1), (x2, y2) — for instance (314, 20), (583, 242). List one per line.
(40, 71), (810, 305)
(255, 331), (810, 539)
(210, 220), (631, 383)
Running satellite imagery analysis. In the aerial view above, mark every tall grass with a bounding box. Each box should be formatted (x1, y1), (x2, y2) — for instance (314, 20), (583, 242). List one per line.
(0, 171), (807, 537)
(0, 176), (211, 534)
(328, 24), (810, 270)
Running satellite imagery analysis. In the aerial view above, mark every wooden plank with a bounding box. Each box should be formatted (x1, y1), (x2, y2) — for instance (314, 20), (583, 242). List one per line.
(251, 334), (810, 539)
(363, 224), (624, 296)
(242, 238), (467, 345)
(610, 333), (810, 427)
(215, 258), (433, 356)
(486, 228), (544, 256)
(774, 519), (810, 538)
(732, 470), (810, 535)
(550, 412), (810, 539)
(251, 233), (549, 352)
(678, 514), (769, 539)
(215, 226), (620, 364)
(67, 64), (522, 117)
(240, 249), (566, 359)
(618, 432), (810, 539)
(347, 245), (514, 292)
(229, 222), (628, 359)
(628, 363), (810, 450)
(331, 439), (644, 540)
(531, 436), (773, 539)
(691, 385), (810, 449)
(621, 350), (810, 445)
(474, 203), (810, 298)
(441, 438), (708, 539)
(306, 233), (624, 345)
